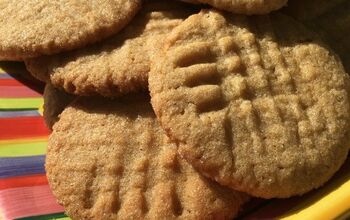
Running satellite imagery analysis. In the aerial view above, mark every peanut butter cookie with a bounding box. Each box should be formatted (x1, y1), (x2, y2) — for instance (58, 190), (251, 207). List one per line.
(25, 1), (197, 97)
(0, 0), (141, 60)
(46, 95), (248, 219)
(149, 10), (350, 198)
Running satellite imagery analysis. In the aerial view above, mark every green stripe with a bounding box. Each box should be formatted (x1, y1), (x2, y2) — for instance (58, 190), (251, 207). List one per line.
(16, 212), (70, 220)
(0, 140), (47, 157)
(0, 98), (43, 109)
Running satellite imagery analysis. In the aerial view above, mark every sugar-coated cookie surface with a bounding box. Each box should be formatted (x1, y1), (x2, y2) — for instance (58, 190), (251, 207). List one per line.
(0, 0), (141, 60)
(43, 83), (74, 129)
(183, 0), (287, 14)
(149, 10), (350, 198)
(46, 95), (248, 220)
(25, 1), (196, 97)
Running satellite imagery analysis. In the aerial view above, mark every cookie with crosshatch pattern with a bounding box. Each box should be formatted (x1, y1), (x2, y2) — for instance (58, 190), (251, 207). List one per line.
(25, 0), (197, 97)
(149, 10), (350, 198)
(182, 0), (287, 14)
(46, 94), (249, 220)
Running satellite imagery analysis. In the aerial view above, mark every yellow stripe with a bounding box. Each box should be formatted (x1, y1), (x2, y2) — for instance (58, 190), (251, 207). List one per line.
(38, 103), (44, 116)
(0, 137), (48, 145)
(0, 138), (48, 157)
(0, 139), (47, 157)
(0, 98), (43, 109)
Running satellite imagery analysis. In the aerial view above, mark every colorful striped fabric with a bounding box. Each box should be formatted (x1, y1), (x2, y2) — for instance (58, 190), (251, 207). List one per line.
(0, 64), (67, 220)
(0, 62), (349, 220)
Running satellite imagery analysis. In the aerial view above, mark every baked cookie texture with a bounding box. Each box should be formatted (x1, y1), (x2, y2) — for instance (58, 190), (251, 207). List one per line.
(182, 0), (287, 14)
(149, 10), (350, 198)
(46, 95), (249, 220)
(43, 83), (75, 129)
(25, 1), (197, 97)
(0, 0), (141, 60)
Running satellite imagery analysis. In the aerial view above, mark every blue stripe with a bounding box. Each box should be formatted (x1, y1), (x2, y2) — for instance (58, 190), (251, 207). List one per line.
(0, 110), (40, 118)
(0, 155), (45, 178)
(0, 73), (12, 79)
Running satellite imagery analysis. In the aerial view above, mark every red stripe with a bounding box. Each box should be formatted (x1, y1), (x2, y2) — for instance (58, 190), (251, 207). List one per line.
(0, 185), (64, 219)
(0, 79), (25, 87)
(0, 117), (49, 140)
(0, 174), (48, 190)
(0, 86), (41, 98)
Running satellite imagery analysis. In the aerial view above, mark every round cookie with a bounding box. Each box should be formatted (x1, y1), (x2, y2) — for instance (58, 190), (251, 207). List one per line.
(0, 0), (141, 60)
(46, 95), (249, 220)
(25, 1), (197, 97)
(182, 0), (287, 15)
(43, 83), (75, 129)
(149, 10), (350, 198)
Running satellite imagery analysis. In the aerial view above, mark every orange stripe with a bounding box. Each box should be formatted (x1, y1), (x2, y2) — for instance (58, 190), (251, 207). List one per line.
(0, 174), (48, 190)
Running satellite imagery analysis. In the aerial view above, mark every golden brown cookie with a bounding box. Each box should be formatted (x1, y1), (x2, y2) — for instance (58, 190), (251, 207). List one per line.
(43, 83), (75, 129)
(149, 10), (350, 198)
(182, 0), (287, 14)
(0, 0), (141, 60)
(25, 1), (197, 97)
(284, 0), (346, 20)
(46, 95), (249, 220)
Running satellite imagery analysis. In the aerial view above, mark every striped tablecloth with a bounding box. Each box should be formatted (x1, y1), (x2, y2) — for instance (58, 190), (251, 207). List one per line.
(0, 62), (349, 220)
(0, 63), (68, 220)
